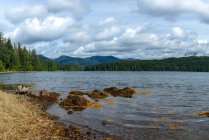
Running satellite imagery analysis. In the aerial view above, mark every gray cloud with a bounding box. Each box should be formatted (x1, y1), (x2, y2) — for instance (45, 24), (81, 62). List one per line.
(5, 5), (48, 24)
(136, 0), (209, 23)
(47, 0), (91, 19)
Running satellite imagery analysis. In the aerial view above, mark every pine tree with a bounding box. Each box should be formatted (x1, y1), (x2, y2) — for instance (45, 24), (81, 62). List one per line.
(0, 60), (4, 71)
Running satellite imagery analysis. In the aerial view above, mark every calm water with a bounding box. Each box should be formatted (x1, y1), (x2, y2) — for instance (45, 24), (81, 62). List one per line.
(1, 72), (209, 139)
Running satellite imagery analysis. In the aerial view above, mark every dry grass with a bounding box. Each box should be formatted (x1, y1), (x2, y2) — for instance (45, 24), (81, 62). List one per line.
(0, 90), (62, 140)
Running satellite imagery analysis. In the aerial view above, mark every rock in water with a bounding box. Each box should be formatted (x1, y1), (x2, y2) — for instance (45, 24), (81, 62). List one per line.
(40, 90), (61, 102)
(60, 95), (90, 111)
(70, 91), (88, 96)
(88, 90), (109, 99)
(67, 111), (73, 115)
(194, 112), (209, 117)
(104, 87), (136, 98)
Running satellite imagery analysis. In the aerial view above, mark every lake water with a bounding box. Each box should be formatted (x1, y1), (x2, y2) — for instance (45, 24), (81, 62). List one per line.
(1, 72), (209, 140)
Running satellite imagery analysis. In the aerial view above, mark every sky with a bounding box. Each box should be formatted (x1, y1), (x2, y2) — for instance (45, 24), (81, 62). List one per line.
(1, 0), (209, 59)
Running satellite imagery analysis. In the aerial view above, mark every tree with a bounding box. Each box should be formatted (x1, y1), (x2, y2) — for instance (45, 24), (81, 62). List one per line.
(0, 60), (4, 71)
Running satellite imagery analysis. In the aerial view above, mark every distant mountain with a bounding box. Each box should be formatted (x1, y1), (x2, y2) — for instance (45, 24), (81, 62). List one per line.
(53, 55), (122, 65)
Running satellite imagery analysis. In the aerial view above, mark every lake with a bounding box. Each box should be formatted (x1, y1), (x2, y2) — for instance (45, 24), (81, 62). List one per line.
(1, 71), (209, 140)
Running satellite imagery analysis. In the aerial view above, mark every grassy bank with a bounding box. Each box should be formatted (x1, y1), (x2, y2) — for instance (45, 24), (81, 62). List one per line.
(0, 90), (65, 140)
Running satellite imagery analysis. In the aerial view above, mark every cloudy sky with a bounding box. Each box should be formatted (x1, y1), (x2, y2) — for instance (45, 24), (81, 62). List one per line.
(1, 0), (209, 59)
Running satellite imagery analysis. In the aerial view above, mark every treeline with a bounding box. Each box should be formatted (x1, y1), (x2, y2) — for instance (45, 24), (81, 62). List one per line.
(0, 33), (83, 72)
(85, 57), (209, 72)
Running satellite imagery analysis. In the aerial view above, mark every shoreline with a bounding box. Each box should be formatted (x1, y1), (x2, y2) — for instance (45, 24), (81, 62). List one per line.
(0, 83), (117, 140)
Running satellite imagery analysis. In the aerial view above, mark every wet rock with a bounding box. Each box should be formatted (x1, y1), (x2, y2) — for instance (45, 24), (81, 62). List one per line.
(104, 87), (136, 98)
(28, 90), (60, 102)
(88, 90), (109, 99)
(41, 90), (50, 96)
(60, 95), (90, 111)
(86, 129), (96, 137)
(0, 83), (31, 93)
(16, 85), (29, 94)
(67, 111), (73, 115)
(70, 91), (88, 96)
(102, 121), (107, 126)
(28, 90), (41, 97)
(101, 120), (112, 126)
(86, 131), (92, 135)
(194, 112), (209, 117)
(41, 90), (61, 102)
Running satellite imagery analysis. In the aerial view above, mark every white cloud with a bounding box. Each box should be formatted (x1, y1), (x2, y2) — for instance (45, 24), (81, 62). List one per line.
(95, 17), (120, 41)
(5, 5), (47, 23)
(47, 0), (90, 18)
(99, 17), (117, 26)
(7, 16), (74, 43)
(171, 27), (185, 38)
(73, 25), (209, 59)
(137, 0), (209, 23)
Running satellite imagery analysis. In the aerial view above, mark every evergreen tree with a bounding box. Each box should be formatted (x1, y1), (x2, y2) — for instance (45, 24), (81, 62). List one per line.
(0, 60), (4, 71)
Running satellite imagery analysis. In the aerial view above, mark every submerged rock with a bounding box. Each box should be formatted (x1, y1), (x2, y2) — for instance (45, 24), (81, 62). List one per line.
(194, 112), (209, 117)
(60, 95), (90, 111)
(88, 90), (109, 99)
(104, 87), (136, 98)
(67, 111), (73, 115)
(70, 90), (109, 99)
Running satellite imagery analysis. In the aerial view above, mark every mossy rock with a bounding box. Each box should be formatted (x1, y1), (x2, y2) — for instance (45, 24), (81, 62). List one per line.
(194, 112), (209, 117)
(60, 95), (90, 111)
(69, 91), (89, 96)
(104, 87), (136, 98)
(88, 90), (109, 99)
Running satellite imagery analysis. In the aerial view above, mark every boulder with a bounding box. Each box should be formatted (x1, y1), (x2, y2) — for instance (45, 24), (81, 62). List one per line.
(41, 90), (50, 96)
(27, 90), (60, 101)
(16, 85), (29, 94)
(40, 90), (61, 102)
(104, 87), (136, 98)
(69, 91), (88, 96)
(88, 90), (109, 99)
(69, 90), (109, 99)
(60, 95), (90, 111)
(28, 90), (41, 97)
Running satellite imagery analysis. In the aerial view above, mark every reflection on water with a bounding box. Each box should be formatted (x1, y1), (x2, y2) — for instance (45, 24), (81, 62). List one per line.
(1, 71), (209, 139)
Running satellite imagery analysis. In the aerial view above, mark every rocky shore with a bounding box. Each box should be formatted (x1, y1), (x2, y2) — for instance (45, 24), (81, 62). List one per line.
(1, 83), (138, 140)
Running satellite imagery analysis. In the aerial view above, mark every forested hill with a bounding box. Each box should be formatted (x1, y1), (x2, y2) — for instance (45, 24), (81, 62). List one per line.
(54, 55), (121, 65)
(85, 57), (209, 72)
(0, 33), (83, 71)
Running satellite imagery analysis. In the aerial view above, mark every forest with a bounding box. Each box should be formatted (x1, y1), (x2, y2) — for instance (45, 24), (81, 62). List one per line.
(0, 33), (83, 71)
(85, 57), (209, 72)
